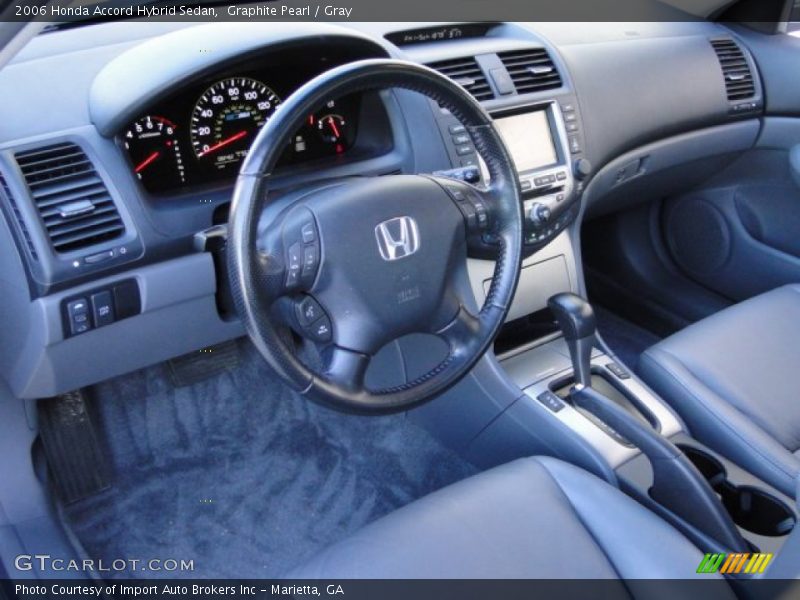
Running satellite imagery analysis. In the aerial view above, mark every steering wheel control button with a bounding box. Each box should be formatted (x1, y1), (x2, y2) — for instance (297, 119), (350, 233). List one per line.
(90, 291), (115, 327)
(302, 246), (318, 275)
(536, 390), (565, 413)
(445, 185), (467, 202)
(301, 221), (316, 244)
(292, 295), (331, 343)
(441, 182), (491, 232)
(476, 205), (489, 227)
(433, 165), (481, 183)
(286, 243), (304, 288)
(455, 144), (474, 156)
(286, 269), (300, 288)
(307, 316), (332, 343)
(67, 298), (92, 335)
(296, 296), (324, 327)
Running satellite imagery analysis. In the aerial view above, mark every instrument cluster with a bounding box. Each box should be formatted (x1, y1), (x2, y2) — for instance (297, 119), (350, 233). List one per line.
(120, 72), (362, 195)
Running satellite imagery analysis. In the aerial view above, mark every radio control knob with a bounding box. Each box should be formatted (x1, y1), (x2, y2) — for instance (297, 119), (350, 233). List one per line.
(573, 158), (592, 180)
(529, 203), (552, 226)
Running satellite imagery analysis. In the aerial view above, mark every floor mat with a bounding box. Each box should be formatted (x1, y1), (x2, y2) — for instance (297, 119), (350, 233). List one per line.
(64, 339), (477, 578)
(594, 306), (661, 374)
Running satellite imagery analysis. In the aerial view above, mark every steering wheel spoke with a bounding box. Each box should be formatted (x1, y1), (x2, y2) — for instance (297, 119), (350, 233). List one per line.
(432, 177), (506, 254)
(324, 346), (371, 393)
(435, 307), (482, 358)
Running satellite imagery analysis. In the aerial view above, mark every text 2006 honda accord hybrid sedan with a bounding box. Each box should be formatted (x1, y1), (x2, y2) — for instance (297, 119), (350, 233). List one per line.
(1, 0), (800, 595)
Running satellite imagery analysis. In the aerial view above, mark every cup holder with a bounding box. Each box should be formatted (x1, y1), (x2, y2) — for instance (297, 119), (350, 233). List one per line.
(679, 445), (797, 537)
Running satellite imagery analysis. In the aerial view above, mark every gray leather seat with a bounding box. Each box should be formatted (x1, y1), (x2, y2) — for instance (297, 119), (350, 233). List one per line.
(291, 456), (729, 584)
(641, 284), (800, 498)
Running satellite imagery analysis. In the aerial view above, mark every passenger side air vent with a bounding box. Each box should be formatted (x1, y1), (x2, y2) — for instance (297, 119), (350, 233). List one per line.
(15, 143), (124, 253)
(710, 38), (756, 101)
(427, 57), (495, 101)
(498, 48), (562, 94)
(0, 172), (38, 261)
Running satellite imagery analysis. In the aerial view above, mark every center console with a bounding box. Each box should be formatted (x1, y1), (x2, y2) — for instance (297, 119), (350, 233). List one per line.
(433, 96), (588, 257)
(492, 101), (586, 248)
(483, 294), (799, 568)
(391, 25), (800, 578)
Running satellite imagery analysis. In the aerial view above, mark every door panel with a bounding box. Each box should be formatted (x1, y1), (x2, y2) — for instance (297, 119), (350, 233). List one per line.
(662, 118), (800, 301)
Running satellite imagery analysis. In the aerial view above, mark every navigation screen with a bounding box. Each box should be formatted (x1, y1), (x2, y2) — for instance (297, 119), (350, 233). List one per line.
(494, 110), (558, 173)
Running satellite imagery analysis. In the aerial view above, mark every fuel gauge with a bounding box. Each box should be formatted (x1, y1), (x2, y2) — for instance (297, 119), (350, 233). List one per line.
(316, 114), (347, 149)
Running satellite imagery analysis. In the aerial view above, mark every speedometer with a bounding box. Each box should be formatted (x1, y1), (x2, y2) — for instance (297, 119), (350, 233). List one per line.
(190, 77), (281, 171)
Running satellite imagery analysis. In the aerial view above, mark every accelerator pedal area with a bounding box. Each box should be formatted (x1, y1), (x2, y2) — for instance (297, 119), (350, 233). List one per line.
(38, 390), (110, 504)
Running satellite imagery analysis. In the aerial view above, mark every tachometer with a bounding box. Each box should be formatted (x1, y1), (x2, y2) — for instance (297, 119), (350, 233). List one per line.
(190, 77), (281, 171)
(123, 115), (185, 189)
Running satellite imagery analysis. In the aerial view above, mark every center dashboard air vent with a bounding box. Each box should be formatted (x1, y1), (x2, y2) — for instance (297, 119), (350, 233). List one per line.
(710, 37), (756, 101)
(15, 142), (125, 254)
(498, 48), (562, 94)
(427, 57), (495, 101)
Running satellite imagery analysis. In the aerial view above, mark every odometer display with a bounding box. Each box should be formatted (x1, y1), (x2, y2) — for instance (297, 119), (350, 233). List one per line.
(190, 77), (281, 171)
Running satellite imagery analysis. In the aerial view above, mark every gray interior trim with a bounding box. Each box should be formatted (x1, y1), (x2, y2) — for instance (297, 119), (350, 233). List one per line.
(10, 253), (243, 399)
(0, 379), (83, 579)
(510, 343), (683, 469)
(468, 231), (578, 321)
(583, 120), (760, 218)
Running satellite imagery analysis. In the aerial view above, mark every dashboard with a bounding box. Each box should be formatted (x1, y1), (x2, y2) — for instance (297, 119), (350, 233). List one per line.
(0, 18), (774, 399)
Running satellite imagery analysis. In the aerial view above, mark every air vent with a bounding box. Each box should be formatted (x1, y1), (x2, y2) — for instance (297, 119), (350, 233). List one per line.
(0, 172), (38, 261)
(15, 142), (124, 254)
(427, 57), (494, 101)
(710, 38), (756, 101)
(499, 48), (562, 94)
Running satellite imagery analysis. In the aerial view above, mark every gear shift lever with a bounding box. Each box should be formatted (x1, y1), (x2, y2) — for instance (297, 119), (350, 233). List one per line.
(548, 292), (595, 387)
(546, 292), (749, 552)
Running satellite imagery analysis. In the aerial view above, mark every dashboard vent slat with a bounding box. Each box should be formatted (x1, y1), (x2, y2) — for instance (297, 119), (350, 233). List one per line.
(427, 57), (495, 101)
(498, 48), (563, 94)
(15, 142), (125, 253)
(710, 38), (756, 101)
(0, 172), (38, 261)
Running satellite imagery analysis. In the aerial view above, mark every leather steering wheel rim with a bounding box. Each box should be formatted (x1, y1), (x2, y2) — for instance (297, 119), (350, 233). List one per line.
(228, 59), (523, 413)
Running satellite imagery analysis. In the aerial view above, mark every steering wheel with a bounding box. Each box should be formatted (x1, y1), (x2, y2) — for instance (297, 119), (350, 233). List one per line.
(228, 59), (523, 413)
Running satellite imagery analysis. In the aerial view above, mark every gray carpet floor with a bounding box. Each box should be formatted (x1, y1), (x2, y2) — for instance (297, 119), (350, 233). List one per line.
(65, 339), (477, 578)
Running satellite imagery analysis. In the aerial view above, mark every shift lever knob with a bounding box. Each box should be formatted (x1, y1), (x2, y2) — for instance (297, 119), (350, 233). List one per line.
(548, 293), (596, 387)
(548, 293), (596, 341)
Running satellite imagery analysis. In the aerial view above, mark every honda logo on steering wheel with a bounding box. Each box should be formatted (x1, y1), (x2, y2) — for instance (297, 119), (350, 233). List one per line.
(374, 216), (420, 261)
